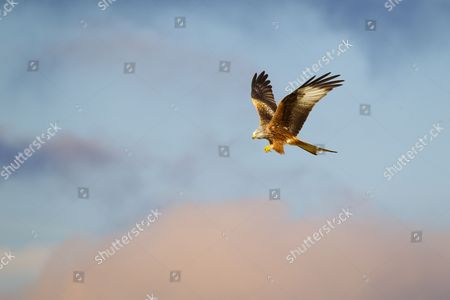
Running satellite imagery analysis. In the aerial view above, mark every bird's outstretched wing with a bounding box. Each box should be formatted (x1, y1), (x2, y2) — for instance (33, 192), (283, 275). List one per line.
(251, 71), (277, 127)
(270, 72), (343, 135)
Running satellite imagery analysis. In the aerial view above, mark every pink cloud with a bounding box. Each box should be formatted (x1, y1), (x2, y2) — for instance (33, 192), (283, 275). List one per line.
(12, 201), (450, 300)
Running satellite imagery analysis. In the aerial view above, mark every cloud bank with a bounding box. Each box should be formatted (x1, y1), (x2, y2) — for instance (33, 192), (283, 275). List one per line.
(13, 200), (450, 300)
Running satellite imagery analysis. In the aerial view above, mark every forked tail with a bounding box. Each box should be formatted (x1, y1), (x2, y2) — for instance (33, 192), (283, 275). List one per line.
(293, 139), (337, 155)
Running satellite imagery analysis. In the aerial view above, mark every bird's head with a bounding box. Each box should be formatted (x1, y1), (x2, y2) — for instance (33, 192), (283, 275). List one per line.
(252, 127), (265, 139)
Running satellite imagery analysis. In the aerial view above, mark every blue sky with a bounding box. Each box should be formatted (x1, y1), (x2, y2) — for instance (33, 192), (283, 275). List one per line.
(0, 0), (449, 294)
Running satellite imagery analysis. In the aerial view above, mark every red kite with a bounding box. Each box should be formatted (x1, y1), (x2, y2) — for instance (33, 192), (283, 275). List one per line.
(251, 71), (343, 155)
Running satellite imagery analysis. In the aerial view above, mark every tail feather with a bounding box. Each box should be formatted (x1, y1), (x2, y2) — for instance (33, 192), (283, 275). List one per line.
(293, 139), (337, 155)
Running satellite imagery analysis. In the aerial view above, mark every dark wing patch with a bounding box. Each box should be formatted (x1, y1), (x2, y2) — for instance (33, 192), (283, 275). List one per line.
(251, 71), (277, 127)
(270, 72), (343, 136)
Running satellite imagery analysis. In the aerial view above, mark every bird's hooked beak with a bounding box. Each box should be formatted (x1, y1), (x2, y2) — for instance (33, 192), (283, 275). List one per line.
(252, 133), (256, 139)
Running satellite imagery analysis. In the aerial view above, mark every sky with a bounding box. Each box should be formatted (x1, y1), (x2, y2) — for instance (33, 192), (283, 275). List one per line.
(0, 0), (449, 298)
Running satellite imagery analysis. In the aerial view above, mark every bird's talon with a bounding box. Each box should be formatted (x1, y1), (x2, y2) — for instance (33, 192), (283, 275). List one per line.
(264, 145), (272, 152)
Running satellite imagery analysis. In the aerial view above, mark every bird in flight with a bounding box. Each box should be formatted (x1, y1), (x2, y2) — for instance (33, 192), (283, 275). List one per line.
(251, 71), (343, 155)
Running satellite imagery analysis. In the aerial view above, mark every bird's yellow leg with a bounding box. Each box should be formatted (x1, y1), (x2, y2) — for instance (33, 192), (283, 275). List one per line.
(264, 145), (272, 153)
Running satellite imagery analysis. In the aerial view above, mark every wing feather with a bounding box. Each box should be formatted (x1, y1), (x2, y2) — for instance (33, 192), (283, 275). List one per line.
(270, 72), (343, 135)
(250, 71), (277, 127)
